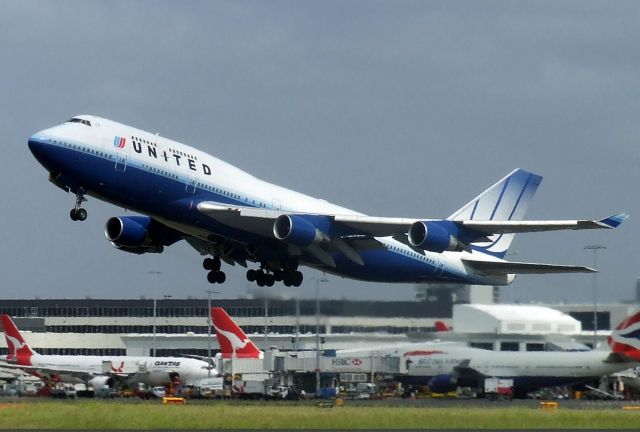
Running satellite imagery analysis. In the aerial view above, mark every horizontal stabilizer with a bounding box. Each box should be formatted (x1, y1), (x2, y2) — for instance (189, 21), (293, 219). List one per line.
(462, 258), (596, 275)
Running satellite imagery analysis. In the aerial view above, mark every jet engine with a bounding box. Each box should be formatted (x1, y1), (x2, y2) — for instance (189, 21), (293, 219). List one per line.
(407, 221), (459, 253)
(273, 215), (329, 247)
(105, 216), (180, 254)
(88, 376), (115, 391)
(427, 374), (458, 393)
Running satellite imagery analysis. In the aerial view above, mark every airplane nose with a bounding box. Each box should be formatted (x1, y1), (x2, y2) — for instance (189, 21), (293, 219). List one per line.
(28, 132), (52, 164)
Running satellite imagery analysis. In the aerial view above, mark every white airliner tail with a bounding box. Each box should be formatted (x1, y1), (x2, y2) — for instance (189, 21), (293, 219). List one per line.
(448, 169), (542, 258)
(211, 307), (262, 359)
(0, 315), (36, 362)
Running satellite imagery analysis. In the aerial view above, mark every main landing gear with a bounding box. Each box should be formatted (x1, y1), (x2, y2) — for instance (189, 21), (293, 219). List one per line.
(246, 265), (303, 287)
(69, 189), (88, 221)
(203, 257), (226, 284)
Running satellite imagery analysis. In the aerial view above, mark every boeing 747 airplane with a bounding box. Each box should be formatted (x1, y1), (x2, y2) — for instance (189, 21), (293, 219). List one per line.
(28, 116), (627, 287)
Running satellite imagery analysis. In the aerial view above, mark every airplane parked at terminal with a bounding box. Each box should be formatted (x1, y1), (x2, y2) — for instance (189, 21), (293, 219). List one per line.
(213, 307), (640, 397)
(0, 315), (216, 390)
(28, 116), (627, 287)
(340, 311), (640, 397)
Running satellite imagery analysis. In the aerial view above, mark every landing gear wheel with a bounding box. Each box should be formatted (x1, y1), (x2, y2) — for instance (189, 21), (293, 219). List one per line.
(265, 274), (275, 287)
(207, 270), (226, 284)
(216, 271), (226, 284)
(207, 271), (217, 284)
(246, 269), (256, 282)
(203, 257), (221, 271)
(70, 209), (78, 221)
(76, 208), (87, 221)
(293, 271), (303, 287)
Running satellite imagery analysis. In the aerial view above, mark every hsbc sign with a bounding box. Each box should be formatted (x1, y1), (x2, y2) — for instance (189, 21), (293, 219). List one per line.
(325, 357), (369, 371)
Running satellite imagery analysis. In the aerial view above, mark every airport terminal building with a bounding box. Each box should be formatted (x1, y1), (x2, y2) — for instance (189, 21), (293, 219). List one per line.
(0, 297), (635, 357)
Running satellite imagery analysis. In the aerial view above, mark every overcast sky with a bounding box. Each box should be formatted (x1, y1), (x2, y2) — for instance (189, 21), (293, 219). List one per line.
(2, 1), (639, 304)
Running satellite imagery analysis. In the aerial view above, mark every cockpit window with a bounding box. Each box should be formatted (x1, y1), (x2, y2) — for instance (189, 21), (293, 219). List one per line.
(67, 118), (92, 127)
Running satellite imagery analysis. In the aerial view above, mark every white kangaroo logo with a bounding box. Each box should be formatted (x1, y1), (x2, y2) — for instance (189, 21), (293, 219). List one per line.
(213, 323), (249, 352)
(5, 334), (27, 353)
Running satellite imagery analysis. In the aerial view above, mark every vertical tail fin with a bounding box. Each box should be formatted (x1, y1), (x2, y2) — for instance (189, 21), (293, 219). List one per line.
(608, 310), (640, 361)
(0, 314), (35, 363)
(211, 307), (262, 359)
(434, 320), (450, 332)
(448, 168), (542, 258)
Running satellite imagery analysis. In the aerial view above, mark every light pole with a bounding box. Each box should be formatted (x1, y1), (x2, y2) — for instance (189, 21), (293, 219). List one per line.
(264, 297), (269, 353)
(206, 289), (219, 377)
(294, 296), (300, 352)
(315, 276), (328, 396)
(584, 245), (606, 348)
(148, 271), (161, 357)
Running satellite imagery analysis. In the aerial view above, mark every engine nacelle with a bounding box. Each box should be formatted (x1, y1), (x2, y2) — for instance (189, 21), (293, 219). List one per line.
(408, 221), (459, 253)
(273, 215), (329, 247)
(105, 216), (165, 254)
(88, 376), (114, 391)
(428, 374), (458, 393)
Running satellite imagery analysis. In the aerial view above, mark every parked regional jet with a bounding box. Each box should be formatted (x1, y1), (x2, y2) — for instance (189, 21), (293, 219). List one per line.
(28, 116), (627, 287)
(0, 315), (215, 390)
(212, 307), (640, 398)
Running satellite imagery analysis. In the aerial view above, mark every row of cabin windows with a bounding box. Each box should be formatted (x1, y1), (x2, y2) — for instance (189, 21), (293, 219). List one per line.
(388, 245), (435, 264)
(197, 182), (269, 208)
(131, 136), (198, 161)
(56, 140), (114, 161)
(142, 163), (179, 180)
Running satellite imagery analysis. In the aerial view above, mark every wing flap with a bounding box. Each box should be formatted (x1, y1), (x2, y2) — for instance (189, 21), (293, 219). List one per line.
(462, 258), (596, 275)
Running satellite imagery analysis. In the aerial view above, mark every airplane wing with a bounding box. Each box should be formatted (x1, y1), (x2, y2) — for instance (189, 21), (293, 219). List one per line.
(197, 202), (627, 239)
(0, 361), (132, 382)
(461, 258), (596, 274)
(196, 202), (627, 267)
(0, 362), (100, 381)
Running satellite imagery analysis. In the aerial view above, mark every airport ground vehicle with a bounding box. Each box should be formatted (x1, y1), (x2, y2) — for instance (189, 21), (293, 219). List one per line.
(50, 384), (77, 399)
(484, 378), (513, 400)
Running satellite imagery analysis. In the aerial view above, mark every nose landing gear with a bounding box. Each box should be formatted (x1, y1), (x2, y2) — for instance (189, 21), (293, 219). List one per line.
(69, 189), (88, 221)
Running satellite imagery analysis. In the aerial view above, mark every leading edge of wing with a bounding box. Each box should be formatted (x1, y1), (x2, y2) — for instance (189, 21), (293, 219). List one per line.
(462, 258), (596, 275)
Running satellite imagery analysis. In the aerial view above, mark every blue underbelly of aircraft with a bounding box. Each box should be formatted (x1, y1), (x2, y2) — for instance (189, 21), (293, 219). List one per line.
(31, 140), (471, 283)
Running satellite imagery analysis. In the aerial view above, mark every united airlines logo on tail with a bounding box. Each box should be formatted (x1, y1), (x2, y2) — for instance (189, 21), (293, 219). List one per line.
(113, 136), (126, 148)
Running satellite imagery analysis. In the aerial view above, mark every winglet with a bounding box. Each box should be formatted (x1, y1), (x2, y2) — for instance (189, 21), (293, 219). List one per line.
(598, 213), (630, 229)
